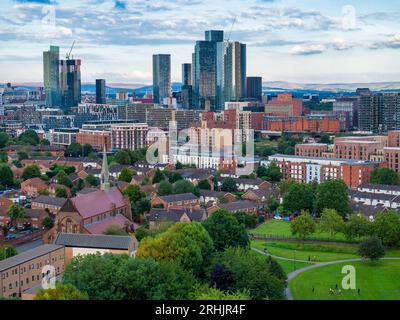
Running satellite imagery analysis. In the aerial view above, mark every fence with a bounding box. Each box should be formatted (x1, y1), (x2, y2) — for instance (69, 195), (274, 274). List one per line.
(248, 233), (359, 245)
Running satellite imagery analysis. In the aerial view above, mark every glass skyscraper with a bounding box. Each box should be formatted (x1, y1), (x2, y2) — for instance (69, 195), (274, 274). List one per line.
(182, 63), (193, 109)
(216, 41), (246, 110)
(60, 59), (81, 110)
(246, 76), (262, 101)
(43, 45), (60, 107)
(96, 79), (106, 104)
(153, 54), (171, 104)
(192, 30), (224, 111)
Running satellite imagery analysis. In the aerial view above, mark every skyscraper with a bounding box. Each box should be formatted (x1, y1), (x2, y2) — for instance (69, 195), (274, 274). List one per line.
(43, 45), (60, 107)
(182, 63), (193, 109)
(96, 79), (106, 104)
(192, 30), (224, 111)
(246, 76), (262, 101)
(216, 40), (246, 109)
(152, 54), (171, 104)
(182, 63), (192, 86)
(60, 59), (82, 110)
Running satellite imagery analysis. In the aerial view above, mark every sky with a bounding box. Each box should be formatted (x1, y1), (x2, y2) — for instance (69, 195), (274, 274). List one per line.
(0, 0), (399, 84)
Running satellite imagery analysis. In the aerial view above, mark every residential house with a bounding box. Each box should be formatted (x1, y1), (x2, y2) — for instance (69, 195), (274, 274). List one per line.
(31, 196), (68, 215)
(147, 207), (207, 229)
(21, 178), (48, 197)
(208, 200), (260, 215)
(199, 190), (236, 206)
(151, 193), (200, 209)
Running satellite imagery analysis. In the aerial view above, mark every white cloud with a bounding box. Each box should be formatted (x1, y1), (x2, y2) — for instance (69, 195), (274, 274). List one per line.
(291, 44), (325, 55)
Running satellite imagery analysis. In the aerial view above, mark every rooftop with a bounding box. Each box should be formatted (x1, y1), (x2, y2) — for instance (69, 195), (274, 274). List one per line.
(31, 195), (68, 207)
(158, 193), (198, 203)
(54, 233), (134, 250)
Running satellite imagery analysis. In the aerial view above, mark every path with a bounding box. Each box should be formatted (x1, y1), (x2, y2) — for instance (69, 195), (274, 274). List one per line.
(251, 247), (400, 300)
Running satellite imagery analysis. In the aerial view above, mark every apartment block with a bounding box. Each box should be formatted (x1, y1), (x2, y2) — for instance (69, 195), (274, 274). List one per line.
(111, 123), (148, 150)
(265, 93), (303, 117)
(76, 129), (112, 151)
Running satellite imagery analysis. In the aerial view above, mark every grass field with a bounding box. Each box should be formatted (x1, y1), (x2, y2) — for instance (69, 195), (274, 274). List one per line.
(250, 244), (312, 274)
(250, 219), (349, 241)
(251, 240), (400, 262)
(290, 260), (400, 300)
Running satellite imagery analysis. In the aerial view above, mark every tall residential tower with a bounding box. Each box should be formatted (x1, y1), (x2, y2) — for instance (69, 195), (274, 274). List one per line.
(152, 54), (171, 104)
(43, 45), (60, 107)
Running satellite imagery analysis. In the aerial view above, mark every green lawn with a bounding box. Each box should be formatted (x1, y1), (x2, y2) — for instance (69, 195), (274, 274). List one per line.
(250, 219), (349, 241)
(290, 260), (400, 300)
(251, 241), (311, 273)
(251, 240), (359, 262)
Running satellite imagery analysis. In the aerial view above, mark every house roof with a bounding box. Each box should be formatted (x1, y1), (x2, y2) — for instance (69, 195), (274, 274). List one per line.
(0, 244), (63, 272)
(244, 188), (268, 198)
(218, 200), (259, 212)
(25, 208), (44, 218)
(54, 232), (134, 250)
(358, 183), (400, 192)
(31, 195), (67, 207)
(148, 208), (206, 222)
(350, 201), (386, 217)
(67, 187), (127, 219)
(199, 190), (225, 198)
(351, 191), (399, 202)
(21, 177), (47, 187)
(178, 169), (214, 180)
(158, 193), (198, 203)
(84, 214), (133, 234)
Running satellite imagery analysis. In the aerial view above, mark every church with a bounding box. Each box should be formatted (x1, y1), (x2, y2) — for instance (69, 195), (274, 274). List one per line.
(43, 148), (133, 243)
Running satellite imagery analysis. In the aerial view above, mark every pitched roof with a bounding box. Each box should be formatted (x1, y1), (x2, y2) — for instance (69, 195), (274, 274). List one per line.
(218, 200), (259, 212)
(67, 187), (127, 218)
(31, 195), (67, 207)
(148, 208), (206, 222)
(358, 183), (400, 192)
(84, 214), (132, 234)
(54, 232), (134, 250)
(25, 209), (44, 218)
(158, 193), (198, 203)
(0, 244), (63, 272)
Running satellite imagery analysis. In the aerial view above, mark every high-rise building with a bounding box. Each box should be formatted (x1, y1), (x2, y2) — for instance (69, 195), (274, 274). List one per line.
(246, 77), (262, 101)
(192, 31), (224, 111)
(182, 63), (192, 86)
(153, 54), (171, 104)
(182, 63), (193, 109)
(96, 79), (106, 104)
(216, 40), (246, 109)
(60, 59), (81, 110)
(43, 45), (60, 107)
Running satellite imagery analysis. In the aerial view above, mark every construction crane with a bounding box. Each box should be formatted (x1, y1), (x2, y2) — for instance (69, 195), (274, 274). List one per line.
(226, 16), (237, 42)
(66, 40), (76, 60)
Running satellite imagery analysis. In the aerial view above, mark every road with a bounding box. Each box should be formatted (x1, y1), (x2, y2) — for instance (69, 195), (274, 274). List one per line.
(16, 238), (43, 253)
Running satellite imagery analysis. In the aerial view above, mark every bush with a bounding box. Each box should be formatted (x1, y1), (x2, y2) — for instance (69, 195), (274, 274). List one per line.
(358, 237), (385, 261)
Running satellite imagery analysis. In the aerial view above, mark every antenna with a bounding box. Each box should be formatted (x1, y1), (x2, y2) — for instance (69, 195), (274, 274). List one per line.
(226, 16), (237, 42)
(66, 40), (76, 60)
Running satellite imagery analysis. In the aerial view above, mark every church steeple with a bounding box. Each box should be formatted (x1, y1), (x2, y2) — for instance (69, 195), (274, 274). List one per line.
(101, 145), (110, 191)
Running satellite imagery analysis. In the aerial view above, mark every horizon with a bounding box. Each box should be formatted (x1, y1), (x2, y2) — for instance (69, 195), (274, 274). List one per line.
(0, 0), (399, 84)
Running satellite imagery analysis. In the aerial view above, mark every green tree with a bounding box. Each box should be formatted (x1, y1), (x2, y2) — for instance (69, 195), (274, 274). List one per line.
(266, 194), (279, 212)
(35, 283), (89, 300)
(320, 135), (331, 144)
(55, 187), (68, 198)
(22, 164), (41, 180)
(358, 236), (385, 261)
(0, 245), (17, 261)
(123, 185), (145, 203)
(344, 214), (371, 240)
(266, 255), (287, 282)
(371, 167), (400, 185)
(118, 167), (134, 182)
(0, 164), (14, 188)
(175, 161), (184, 170)
(164, 171), (183, 184)
(40, 139), (51, 146)
(211, 247), (285, 300)
(172, 179), (195, 194)
(278, 180), (296, 195)
(157, 180), (173, 196)
(135, 198), (151, 215)
(263, 164), (282, 182)
(0, 132), (9, 148)
(64, 142), (83, 157)
(373, 211), (400, 246)
(38, 189), (50, 196)
(7, 204), (26, 228)
(56, 170), (73, 188)
(202, 209), (249, 251)
(233, 211), (258, 229)
(152, 169), (165, 184)
(191, 286), (250, 300)
(314, 180), (350, 217)
(114, 150), (131, 165)
(42, 216), (54, 230)
(319, 208), (345, 236)
(17, 151), (29, 161)
(137, 222), (213, 276)
(220, 177), (237, 192)
(84, 174), (98, 187)
(18, 129), (39, 145)
(290, 211), (316, 238)
(209, 263), (235, 292)
(282, 183), (314, 213)
(104, 224), (128, 236)
(197, 179), (211, 190)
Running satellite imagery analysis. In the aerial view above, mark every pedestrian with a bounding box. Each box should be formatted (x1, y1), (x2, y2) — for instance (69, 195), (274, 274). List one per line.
(312, 287), (315, 293)
(358, 288), (360, 296)
(308, 256), (311, 262)
(335, 284), (338, 290)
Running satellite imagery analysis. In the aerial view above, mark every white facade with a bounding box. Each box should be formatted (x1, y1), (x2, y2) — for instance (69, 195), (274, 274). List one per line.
(111, 123), (148, 150)
(306, 164), (321, 183)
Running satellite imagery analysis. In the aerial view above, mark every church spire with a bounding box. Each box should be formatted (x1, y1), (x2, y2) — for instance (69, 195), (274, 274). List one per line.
(101, 145), (110, 190)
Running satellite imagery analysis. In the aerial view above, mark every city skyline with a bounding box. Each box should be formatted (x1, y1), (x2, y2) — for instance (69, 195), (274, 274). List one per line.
(0, 0), (400, 84)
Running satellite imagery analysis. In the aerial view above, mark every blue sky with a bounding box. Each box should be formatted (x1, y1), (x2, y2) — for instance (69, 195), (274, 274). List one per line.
(0, 0), (399, 84)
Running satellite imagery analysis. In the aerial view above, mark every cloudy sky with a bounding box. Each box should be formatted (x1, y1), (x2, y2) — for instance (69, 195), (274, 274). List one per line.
(0, 0), (399, 84)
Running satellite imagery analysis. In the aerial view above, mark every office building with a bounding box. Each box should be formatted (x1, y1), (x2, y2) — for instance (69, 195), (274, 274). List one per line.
(96, 79), (106, 104)
(246, 77), (262, 101)
(182, 63), (192, 86)
(60, 59), (81, 110)
(265, 93), (303, 117)
(153, 54), (171, 104)
(216, 40), (246, 109)
(192, 30), (224, 111)
(181, 63), (193, 109)
(43, 45), (60, 107)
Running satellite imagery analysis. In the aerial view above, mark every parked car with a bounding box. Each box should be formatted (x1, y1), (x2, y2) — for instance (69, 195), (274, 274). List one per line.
(5, 234), (16, 240)
(273, 215), (282, 220)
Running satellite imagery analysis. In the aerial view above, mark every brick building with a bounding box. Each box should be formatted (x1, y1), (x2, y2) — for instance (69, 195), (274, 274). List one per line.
(76, 129), (112, 151)
(265, 93), (303, 117)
